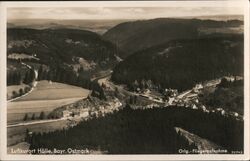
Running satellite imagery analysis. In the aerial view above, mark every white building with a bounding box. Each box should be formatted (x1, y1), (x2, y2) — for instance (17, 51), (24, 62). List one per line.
(216, 108), (223, 111)
(80, 109), (89, 118)
(168, 97), (175, 105)
(201, 105), (209, 113)
(221, 110), (226, 115)
(193, 83), (203, 93)
(192, 104), (198, 110)
(234, 112), (239, 117)
(63, 110), (72, 117)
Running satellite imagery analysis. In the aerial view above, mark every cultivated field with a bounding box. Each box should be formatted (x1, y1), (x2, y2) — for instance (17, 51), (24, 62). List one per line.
(7, 80), (90, 124)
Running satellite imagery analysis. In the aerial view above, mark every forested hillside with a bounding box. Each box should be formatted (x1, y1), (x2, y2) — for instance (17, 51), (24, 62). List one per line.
(7, 28), (121, 85)
(8, 28), (119, 68)
(7, 28), (118, 99)
(103, 18), (243, 57)
(111, 35), (243, 91)
(199, 78), (244, 115)
(28, 106), (243, 154)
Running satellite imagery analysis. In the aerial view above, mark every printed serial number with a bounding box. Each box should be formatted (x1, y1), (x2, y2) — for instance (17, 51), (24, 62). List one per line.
(231, 151), (243, 154)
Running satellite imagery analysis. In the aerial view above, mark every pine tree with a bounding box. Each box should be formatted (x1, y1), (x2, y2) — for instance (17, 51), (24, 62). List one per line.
(23, 113), (29, 121)
(39, 111), (45, 120)
(23, 70), (30, 84)
(38, 65), (43, 80)
(12, 91), (18, 98)
(31, 114), (36, 120)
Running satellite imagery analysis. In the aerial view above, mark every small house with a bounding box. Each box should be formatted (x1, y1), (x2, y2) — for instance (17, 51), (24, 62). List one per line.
(234, 112), (239, 117)
(63, 110), (72, 118)
(80, 109), (89, 118)
(192, 104), (198, 110)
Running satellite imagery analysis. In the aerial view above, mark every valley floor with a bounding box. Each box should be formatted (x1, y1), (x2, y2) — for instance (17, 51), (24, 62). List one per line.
(7, 76), (243, 154)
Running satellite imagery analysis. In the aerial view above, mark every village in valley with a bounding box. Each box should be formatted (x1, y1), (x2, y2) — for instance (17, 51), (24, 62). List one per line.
(6, 52), (244, 154)
(56, 75), (243, 129)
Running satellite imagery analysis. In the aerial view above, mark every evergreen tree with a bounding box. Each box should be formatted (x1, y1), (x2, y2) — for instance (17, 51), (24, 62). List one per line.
(39, 111), (45, 120)
(23, 113), (29, 121)
(19, 88), (24, 96)
(31, 114), (36, 120)
(12, 91), (18, 98)
(38, 65), (43, 80)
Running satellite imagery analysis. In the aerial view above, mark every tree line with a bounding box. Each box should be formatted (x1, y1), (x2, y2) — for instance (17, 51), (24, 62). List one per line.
(7, 68), (35, 86)
(23, 111), (46, 121)
(8, 62), (106, 100)
(9, 86), (31, 99)
(218, 78), (243, 88)
(7, 69), (35, 86)
(37, 65), (106, 100)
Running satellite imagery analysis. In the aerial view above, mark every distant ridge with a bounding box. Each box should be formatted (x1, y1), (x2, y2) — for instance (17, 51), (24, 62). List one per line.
(7, 19), (133, 35)
(103, 17), (243, 57)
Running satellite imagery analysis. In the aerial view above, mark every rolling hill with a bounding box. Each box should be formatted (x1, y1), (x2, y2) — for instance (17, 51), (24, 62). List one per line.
(7, 28), (120, 72)
(7, 28), (123, 99)
(103, 18), (243, 58)
(7, 19), (131, 35)
(111, 35), (243, 92)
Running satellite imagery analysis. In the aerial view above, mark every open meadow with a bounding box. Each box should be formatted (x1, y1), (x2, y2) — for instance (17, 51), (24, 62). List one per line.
(7, 80), (90, 124)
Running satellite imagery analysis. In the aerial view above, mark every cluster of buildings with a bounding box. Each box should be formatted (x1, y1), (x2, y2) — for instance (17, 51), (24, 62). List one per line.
(138, 103), (160, 109)
(90, 98), (122, 117)
(164, 88), (178, 97)
(161, 83), (242, 120)
(62, 98), (122, 120)
(63, 108), (89, 119)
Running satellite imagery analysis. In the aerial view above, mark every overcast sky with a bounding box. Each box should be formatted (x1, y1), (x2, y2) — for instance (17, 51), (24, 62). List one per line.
(8, 7), (244, 20)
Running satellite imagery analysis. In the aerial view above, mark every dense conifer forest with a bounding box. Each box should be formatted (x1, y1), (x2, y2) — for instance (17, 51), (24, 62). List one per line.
(112, 35), (243, 92)
(28, 106), (243, 154)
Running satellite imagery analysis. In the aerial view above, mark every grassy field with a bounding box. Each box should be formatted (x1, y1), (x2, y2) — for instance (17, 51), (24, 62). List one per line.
(7, 80), (90, 124)
(16, 80), (89, 101)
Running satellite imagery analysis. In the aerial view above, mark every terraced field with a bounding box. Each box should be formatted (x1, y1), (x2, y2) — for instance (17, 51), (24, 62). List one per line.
(7, 80), (90, 124)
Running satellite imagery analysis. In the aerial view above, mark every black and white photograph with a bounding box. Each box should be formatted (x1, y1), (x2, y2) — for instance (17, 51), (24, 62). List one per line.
(0, 1), (249, 160)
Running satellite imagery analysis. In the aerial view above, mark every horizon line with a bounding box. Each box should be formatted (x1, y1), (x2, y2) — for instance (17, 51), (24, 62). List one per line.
(7, 14), (244, 21)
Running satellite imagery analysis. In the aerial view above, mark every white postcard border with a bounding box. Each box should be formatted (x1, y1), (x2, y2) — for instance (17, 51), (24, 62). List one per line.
(0, 1), (249, 160)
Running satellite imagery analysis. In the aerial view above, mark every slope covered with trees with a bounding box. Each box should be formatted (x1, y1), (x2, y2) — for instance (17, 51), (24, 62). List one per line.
(199, 78), (244, 115)
(111, 35), (243, 92)
(7, 28), (120, 81)
(7, 28), (115, 99)
(28, 106), (243, 154)
(7, 28), (120, 70)
(103, 18), (243, 57)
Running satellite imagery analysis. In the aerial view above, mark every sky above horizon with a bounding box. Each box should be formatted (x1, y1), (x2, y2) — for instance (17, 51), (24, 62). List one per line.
(8, 7), (244, 20)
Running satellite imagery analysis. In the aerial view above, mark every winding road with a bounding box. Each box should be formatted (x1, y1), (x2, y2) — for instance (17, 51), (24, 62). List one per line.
(7, 117), (67, 128)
